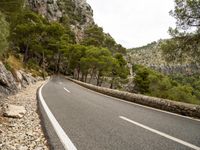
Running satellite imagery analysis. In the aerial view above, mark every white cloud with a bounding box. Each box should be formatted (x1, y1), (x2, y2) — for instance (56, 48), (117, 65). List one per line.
(87, 0), (176, 48)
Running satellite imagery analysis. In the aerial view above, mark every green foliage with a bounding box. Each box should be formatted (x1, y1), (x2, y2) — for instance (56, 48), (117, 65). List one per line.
(170, 0), (200, 30)
(82, 25), (127, 54)
(170, 74), (200, 101)
(0, 12), (9, 57)
(0, 0), (128, 85)
(133, 65), (200, 104)
(109, 53), (129, 88)
(10, 11), (46, 62)
(129, 41), (157, 52)
(79, 46), (113, 85)
(161, 0), (200, 63)
(167, 85), (197, 104)
(58, 0), (86, 25)
(9, 10), (75, 74)
(0, 0), (24, 21)
(82, 25), (105, 47)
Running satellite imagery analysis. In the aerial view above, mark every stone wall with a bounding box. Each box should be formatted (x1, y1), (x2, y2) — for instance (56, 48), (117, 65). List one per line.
(67, 77), (200, 119)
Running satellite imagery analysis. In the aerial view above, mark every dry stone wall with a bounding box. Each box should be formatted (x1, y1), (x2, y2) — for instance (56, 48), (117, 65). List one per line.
(67, 77), (200, 119)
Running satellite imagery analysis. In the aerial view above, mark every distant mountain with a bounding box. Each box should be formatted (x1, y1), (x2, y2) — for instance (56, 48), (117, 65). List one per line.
(128, 40), (200, 75)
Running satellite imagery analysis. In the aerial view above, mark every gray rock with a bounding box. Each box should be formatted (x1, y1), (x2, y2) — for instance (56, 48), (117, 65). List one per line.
(16, 82), (22, 90)
(33, 147), (43, 150)
(27, 0), (62, 21)
(12, 70), (23, 82)
(17, 145), (28, 150)
(27, 0), (94, 42)
(0, 62), (18, 95)
(36, 76), (43, 81)
(19, 71), (36, 87)
(3, 104), (26, 118)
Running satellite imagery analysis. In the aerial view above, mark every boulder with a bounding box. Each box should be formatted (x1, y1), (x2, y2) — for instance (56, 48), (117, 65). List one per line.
(14, 70), (23, 82)
(0, 62), (18, 95)
(20, 71), (36, 87)
(3, 104), (26, 118)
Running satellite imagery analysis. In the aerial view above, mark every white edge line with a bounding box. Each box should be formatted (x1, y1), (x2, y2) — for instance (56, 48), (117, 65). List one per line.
(67, 78), (200, 122)
(120, 116), (200, 150)
(64, 87), (71, 93)
(39, 80), (77, 150)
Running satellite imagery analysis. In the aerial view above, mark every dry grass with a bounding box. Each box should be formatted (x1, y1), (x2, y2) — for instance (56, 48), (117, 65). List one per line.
(6, 55), (23, 70)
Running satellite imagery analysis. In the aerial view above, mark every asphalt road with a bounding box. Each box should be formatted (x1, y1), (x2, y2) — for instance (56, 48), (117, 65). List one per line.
(41, 76), (200, 150)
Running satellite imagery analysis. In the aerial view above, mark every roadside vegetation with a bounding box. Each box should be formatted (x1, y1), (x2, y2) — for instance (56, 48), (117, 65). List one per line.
(0, 0), (200, 105)
(132, 65), (200, 105)
(128, 0), (200, 105)
(0, 0), (129, 88)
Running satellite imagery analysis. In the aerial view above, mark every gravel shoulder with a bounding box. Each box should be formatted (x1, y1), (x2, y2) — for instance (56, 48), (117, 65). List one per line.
(0, 81), (49, 150)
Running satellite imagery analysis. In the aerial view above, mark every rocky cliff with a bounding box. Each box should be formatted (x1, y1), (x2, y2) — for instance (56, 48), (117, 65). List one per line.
(0, 61), (39, 98)
(27, 0), (94, 42)
(128, 41), (200, 75)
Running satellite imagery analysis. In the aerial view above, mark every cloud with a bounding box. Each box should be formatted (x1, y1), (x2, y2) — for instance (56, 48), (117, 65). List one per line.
(87, 0), (176, 48)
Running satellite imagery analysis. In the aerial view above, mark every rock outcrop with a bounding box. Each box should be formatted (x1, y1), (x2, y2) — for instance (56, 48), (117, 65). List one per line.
(0, 61), (38, 96)
(27, 0), (62, 21)
(0, 62), (18, 95)
(149, 63), (200, 75)
(3, 104), (26, 118)
(128, 41), (200, 75)
(27, 0), (94, 42)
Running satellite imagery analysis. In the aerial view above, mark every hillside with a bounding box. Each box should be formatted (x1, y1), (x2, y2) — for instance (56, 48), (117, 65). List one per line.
(0, 1), (200, 149)
(0, 0), (128, 94)
(27, 0), (94, 42)
(128, 40), (200, 75)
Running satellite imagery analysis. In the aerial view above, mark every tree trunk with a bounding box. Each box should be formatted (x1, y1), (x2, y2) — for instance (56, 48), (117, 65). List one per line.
(77, 68), (80, 80)
(96, 73), (101, 86)
(56, 53), (61, 73)
(42, 50), (45, 80)
(84, 73), (88, 82)
(73, 68), (76, 79)
(39, 57), (43, 66)
(89, 68), (95, 83)
(23, 45), (29, 63)
(99, 77), (104, 87)
(81, 73), (84, 82)
(89, 72), (94, 83)
(110, 77), (114, 89)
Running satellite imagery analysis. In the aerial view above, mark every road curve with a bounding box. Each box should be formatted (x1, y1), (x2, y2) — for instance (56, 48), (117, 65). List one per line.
(40, 76), (200, 150)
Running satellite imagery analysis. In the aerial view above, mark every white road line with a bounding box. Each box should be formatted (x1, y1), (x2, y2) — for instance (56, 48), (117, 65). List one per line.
(120, 116), (200, 150)
(39, 81), (77, 150)
(68, 79), (200, 122)
(64, 87), (71, 93)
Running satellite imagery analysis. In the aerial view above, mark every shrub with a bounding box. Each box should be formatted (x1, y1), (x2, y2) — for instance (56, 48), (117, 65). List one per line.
(133, 65), (200, 104)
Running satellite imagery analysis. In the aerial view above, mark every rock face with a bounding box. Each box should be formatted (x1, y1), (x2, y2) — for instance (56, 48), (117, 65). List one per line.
(27, 0), (94, 42)
(149, 63), (200, 75)
(20, 70), (37, 87)
(0, 62), (18, 95)
(3, 104), (26, 118)
(27, 0), (62, 21)
(128, 41), (200, 75)
(0, 61), (38, 96)
(69, 0), (94, 42)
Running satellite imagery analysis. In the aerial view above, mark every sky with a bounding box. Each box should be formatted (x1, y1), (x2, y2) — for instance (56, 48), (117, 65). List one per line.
(87, 0), (176, 48)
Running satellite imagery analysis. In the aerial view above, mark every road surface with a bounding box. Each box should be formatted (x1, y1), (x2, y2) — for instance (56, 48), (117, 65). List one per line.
(40, 76), (200, 150)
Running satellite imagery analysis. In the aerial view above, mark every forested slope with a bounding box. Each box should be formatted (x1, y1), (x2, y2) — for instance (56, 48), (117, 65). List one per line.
(0, 0), (129, 90)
